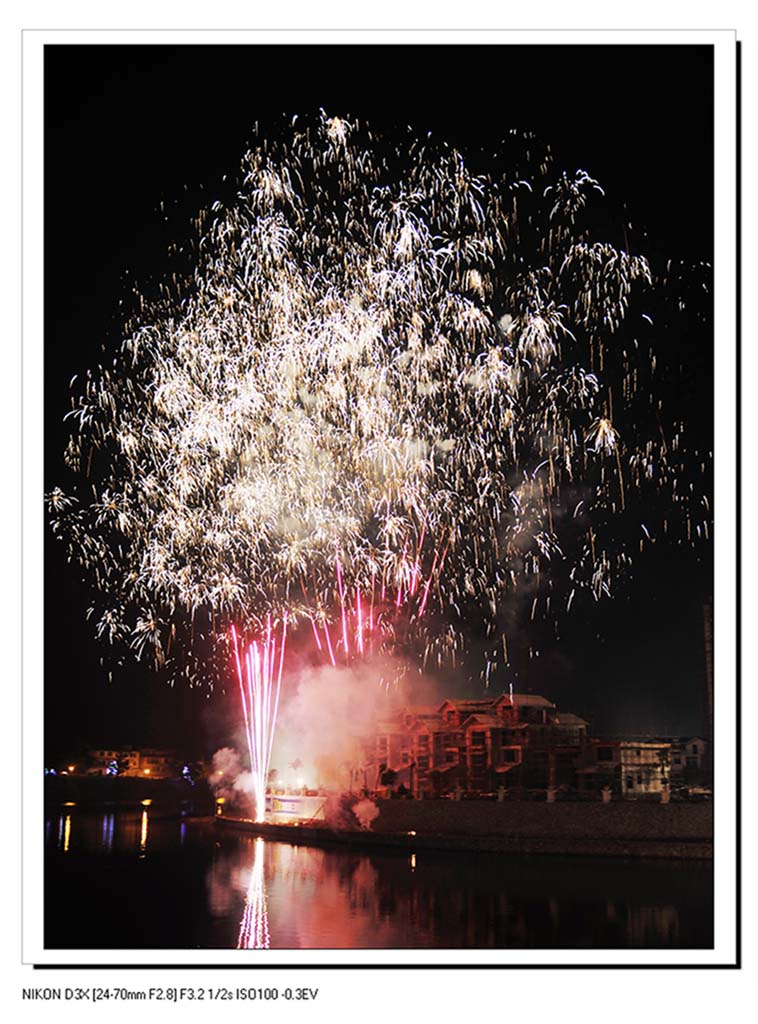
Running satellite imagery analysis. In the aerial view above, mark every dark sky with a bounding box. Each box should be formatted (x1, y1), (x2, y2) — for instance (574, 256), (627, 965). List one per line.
(43, 43), (714, 760)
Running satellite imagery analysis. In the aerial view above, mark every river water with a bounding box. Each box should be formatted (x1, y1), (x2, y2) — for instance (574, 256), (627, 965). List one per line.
(44, 809), (713, 949)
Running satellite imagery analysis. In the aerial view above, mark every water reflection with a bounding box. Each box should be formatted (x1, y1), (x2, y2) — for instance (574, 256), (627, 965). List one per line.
(209, 835), (711, 949)
(139, 810), (149, 856)
(101, 813), (115, 852)
(50, 808), (157, 857)
(45, 811), (713, 950)
(237, 838), (269, 949)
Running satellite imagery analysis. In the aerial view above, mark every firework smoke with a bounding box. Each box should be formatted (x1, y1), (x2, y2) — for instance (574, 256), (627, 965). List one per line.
(272, 656), (401, 791)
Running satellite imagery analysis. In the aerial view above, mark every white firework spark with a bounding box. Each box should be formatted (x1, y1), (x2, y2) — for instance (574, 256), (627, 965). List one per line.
(48, 113), (710, 685)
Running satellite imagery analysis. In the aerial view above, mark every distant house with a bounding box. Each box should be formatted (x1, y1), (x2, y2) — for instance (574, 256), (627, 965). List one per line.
(86, 747), (177, 778)
(370, 693), (701, 800)
(137, 748), (176, 778)
(577, 740), (671, 797)
(552, 712), (590, 745)
(667, 736), (709, 786)
(87, 748), (140, 775)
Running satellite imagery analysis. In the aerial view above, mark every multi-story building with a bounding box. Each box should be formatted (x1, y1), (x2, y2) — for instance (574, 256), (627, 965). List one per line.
(374, 693), (591, 797)
(576, 739), (672, 797)
(373, 695), (710, 799)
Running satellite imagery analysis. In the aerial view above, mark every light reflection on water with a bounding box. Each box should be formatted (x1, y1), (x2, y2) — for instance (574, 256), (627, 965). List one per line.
(45, 810), (713, 950)
(101, 812), (115, 852)
(237, 837), (269, 949)
(139, 810), (149, 856)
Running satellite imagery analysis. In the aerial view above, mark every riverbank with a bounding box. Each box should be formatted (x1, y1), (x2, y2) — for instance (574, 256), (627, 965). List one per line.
(44, 774), (215, 816)
(218, 798), (713, 859)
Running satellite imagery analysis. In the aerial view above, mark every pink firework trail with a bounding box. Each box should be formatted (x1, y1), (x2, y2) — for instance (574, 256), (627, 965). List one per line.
(303, 530), (448, 669)
(229, 529), (447, 820)
(230, 614), (288, 823)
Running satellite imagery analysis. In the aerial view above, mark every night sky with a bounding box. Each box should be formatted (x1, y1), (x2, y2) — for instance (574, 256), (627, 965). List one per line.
(44, 43), (714, 761)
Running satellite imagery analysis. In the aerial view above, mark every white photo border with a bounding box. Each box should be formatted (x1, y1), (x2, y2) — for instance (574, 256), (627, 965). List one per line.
(22, 26), (738, 968)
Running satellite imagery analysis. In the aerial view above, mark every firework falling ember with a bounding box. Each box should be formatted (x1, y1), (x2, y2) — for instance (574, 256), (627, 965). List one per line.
(230, 618), (287, 821)
(48, 112), (710, 689)
(300, 536), (446, 679)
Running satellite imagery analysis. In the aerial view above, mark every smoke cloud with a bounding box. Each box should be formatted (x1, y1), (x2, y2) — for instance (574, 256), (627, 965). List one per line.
(352, 798), (380, 830)
(210, 652), (448, 815)
(271, 657), (403, 791)
(211, 746), (256, 811)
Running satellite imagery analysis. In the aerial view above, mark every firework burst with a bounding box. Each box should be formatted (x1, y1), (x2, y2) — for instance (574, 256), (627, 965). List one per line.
(48, 112), (710, 692)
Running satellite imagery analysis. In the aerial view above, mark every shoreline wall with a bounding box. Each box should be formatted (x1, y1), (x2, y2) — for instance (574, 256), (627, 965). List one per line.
(218, 798), (713, 859)
(372, 798), (713, 841)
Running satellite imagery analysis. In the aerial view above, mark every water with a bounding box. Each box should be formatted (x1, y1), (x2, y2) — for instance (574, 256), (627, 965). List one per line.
(45, 810), (713, 949)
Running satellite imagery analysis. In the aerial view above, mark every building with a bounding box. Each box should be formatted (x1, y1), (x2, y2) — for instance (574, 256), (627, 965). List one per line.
(576, 739), (672, 797)
(86, 747), (177, 778)
(87, 748), (140, 775)
(374, 693), (591, 798)
(372, 693), (708, 800)
(137, 748), (176, 778)
(666, 736), (709, 788)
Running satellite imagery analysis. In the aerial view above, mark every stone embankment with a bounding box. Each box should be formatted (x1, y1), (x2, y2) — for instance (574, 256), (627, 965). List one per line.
(219, 798), (713, 859)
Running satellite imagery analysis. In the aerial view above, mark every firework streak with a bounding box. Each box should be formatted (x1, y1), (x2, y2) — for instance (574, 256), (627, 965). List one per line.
(230, 617), (287, 822)
(230, 543), (444, 818)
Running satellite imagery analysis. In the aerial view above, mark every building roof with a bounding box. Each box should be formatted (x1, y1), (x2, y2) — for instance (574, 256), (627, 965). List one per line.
(437, 699), (496, 712)
(618, 740), (671, 749)
(410, 720), (452, 733)
(554, 713), (589, 727)
(658, 736), (708, 745)
(496, 693), (556, 708)
(600, 734), (689, 743)
(462, 714), (506, 729)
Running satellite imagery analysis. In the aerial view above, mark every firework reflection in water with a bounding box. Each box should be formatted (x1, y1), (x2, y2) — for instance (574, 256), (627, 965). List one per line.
(237, 837), (269, 949)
